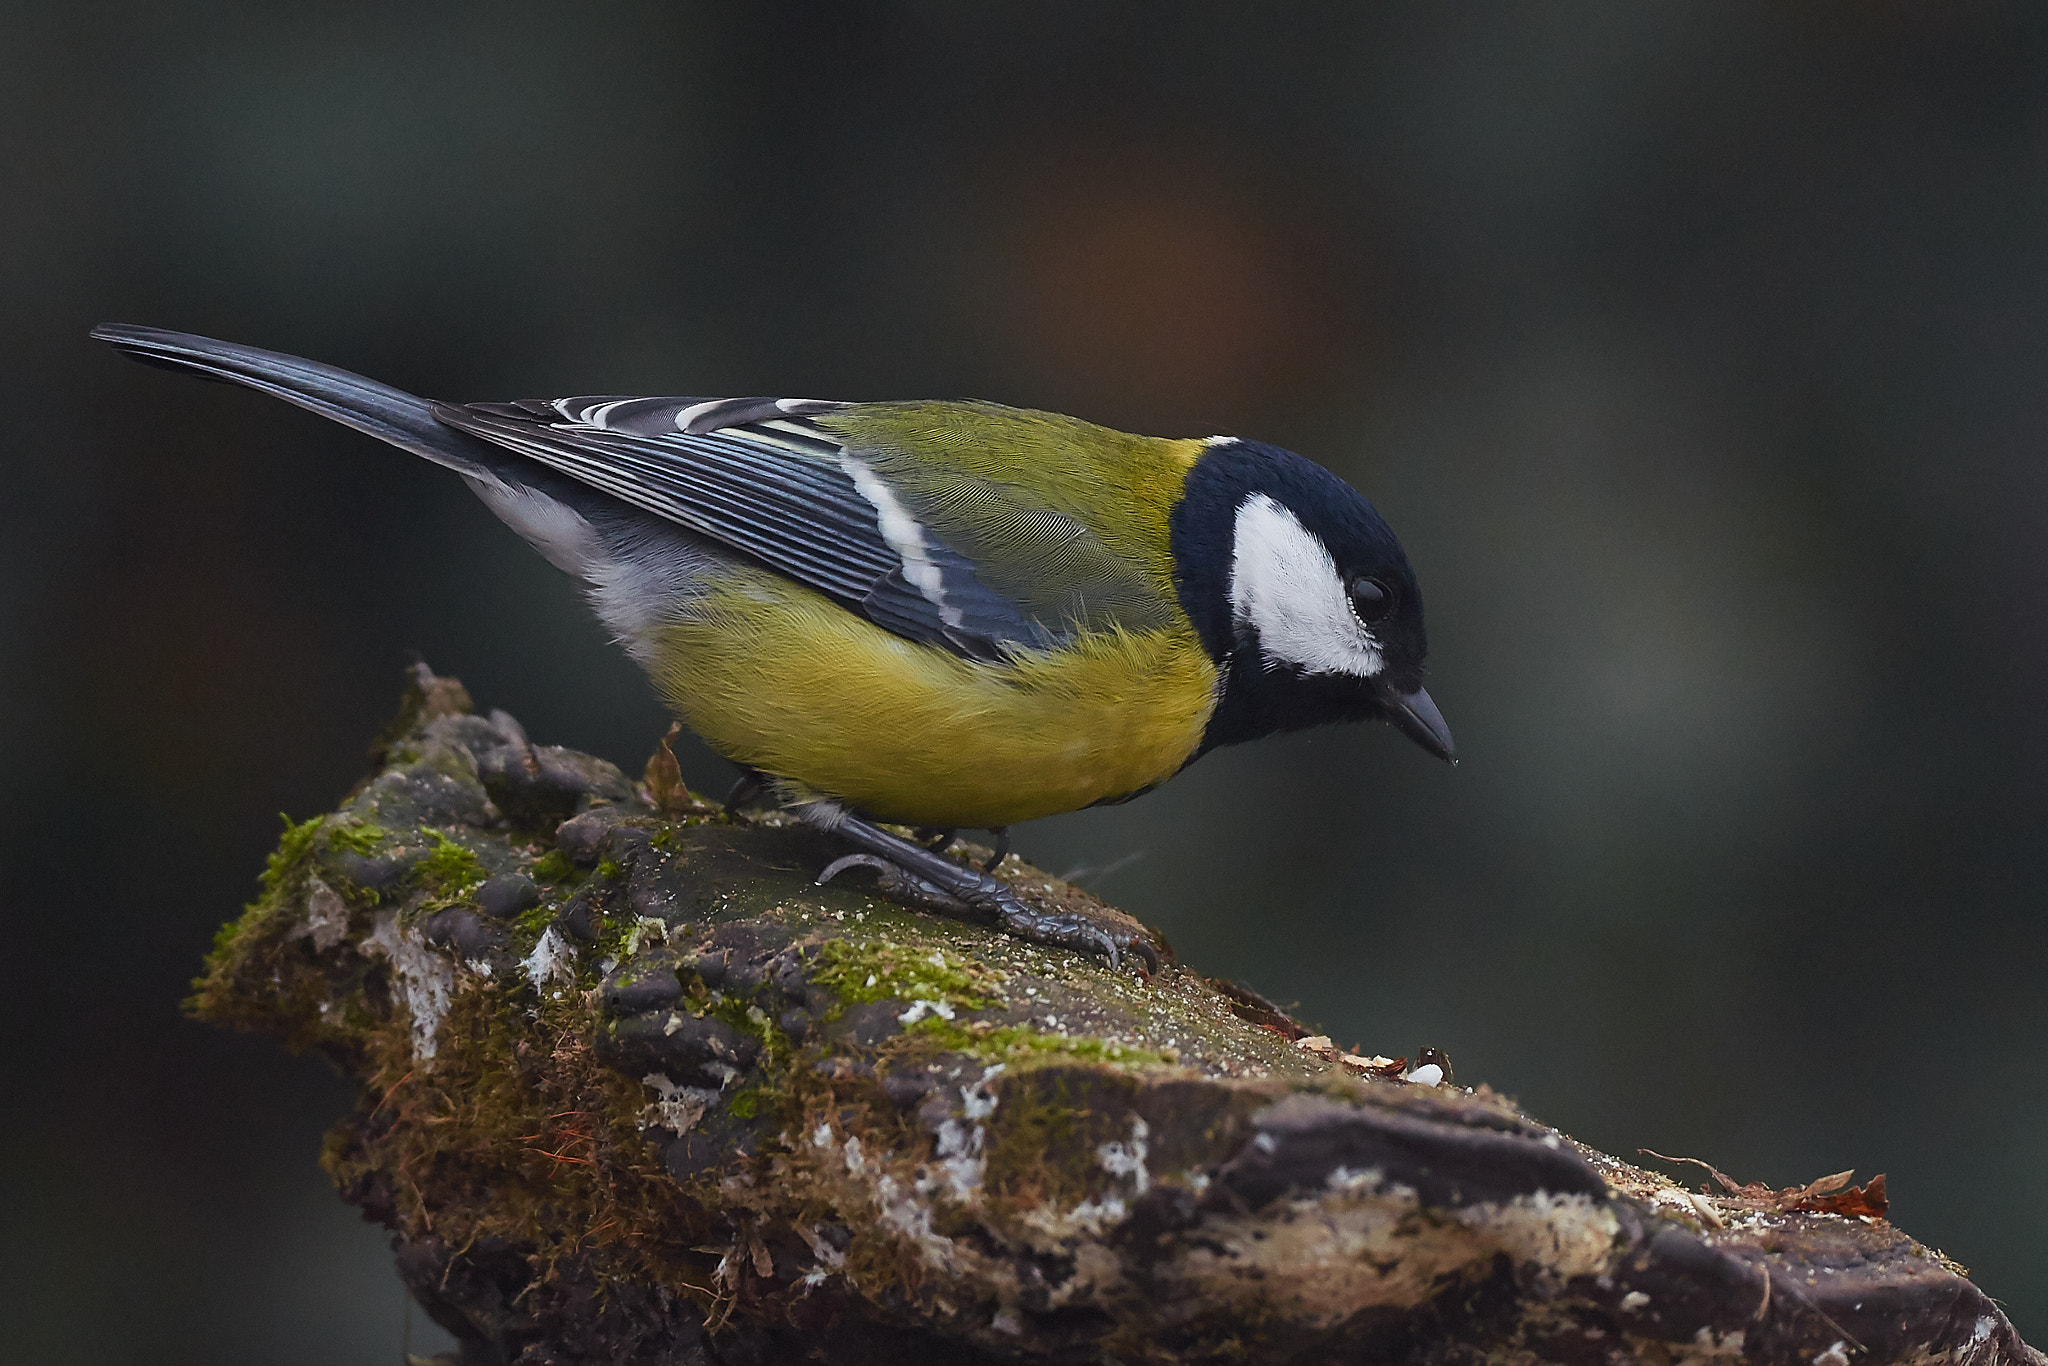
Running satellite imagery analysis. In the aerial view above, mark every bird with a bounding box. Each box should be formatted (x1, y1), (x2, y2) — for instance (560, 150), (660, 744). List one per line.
(91, 324), (1453, 970)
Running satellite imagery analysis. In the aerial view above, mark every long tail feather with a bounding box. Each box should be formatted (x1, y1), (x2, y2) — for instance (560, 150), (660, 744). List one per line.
(90, 324), (502, 480)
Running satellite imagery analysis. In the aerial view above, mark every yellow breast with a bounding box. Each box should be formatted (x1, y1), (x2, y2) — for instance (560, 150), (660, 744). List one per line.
(646, 567), (1218, 829)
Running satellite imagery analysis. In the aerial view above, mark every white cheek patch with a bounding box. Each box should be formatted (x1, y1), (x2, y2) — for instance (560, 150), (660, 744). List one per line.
(1228, 493), (1385, 678)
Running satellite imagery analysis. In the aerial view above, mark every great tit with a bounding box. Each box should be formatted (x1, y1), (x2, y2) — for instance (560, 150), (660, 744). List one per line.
(92, 324), (1453, 969)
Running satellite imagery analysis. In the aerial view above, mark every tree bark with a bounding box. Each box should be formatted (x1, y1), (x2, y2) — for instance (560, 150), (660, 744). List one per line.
(192, 665), (2043, 1366)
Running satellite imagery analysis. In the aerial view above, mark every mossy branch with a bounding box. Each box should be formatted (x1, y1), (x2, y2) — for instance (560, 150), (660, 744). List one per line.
(193, 665), (2042, 1366)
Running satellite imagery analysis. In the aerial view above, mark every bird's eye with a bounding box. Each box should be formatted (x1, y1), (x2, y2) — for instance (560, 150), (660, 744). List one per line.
(1348, 576), (1395, 624)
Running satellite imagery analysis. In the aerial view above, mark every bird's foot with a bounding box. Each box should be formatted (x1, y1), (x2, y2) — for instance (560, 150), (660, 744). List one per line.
(724, 768), (768, 819)
(805, 807), (1157, 974)
(981, 826), (1010, 872)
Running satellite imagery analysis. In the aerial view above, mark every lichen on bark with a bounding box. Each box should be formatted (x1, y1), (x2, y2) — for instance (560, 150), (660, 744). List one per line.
(191, 665), (2043, 1366)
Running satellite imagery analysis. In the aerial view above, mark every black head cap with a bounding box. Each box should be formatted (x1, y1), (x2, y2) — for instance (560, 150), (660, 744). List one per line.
(1168, 439), (1451, 762)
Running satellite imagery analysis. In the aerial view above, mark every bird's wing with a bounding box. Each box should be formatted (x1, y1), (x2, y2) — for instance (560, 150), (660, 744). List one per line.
(810, 400), (1200, 638)
(433, 395), (1173, 660)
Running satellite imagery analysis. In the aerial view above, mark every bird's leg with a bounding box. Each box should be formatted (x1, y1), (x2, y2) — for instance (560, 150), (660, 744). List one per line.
(724, 767), (768, 818)
(802, 802), (1157, 973)
(915, 826), (958, 853)
(982, 827), (1011, 872)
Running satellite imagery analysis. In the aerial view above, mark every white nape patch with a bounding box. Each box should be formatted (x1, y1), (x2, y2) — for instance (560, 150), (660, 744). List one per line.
(838, 454), (963, 627)
(462, 474), (599, 577)
(1228, 493), (1385, 677)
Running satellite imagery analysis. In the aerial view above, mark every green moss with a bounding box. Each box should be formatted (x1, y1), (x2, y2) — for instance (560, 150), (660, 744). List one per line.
(514, 903), (557, 941)
(315, 976), (704, 1309)
(415, 828), (488, 901)
(192, 815), (356, 1044)
(530, 849), (577, 883)
(206, 902), (267, 961)
(905, 1018), (1173, 1069)
(617, 917), (674, 960)
(727, 1088), (760, 1119)
(984, 1085), (1085, 1204)
(699, 995), (795, 1077)
(261, 813), (327, 896)
(980, 1067), (1144, 1209)
(326, 820), (387, 855)
(596, 857), (625, 881)
(589, 916), (634, 970)
(207, 813), (330, 969)
(809, 939), (998, 1013)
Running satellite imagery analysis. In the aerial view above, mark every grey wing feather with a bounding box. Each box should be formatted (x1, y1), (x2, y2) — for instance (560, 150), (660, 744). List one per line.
(432, 399), (1059, 659)
(93, 323), (508, 482)
(88, 324), (1064, 661)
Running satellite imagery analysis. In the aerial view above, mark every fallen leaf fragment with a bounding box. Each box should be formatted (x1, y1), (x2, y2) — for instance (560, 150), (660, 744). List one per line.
(1639, 1150), (1890, 1221)
(643, 724), (694, 813)
(1296, 1036), (1412, 1078)
(1341, 1053), (1408, 1077)
(1796, 1172), (1888, 1219)
(1211, 978), (1310, 1040)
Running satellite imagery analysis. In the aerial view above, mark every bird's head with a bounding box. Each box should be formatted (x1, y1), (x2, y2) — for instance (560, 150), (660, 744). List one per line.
(1168, 438), (1454, 763)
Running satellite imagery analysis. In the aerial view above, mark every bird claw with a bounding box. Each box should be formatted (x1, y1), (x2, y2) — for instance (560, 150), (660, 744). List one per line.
(815, 849), (1157, 975)
(818, 853), (970, 913)
(975, 886), (1139, 973)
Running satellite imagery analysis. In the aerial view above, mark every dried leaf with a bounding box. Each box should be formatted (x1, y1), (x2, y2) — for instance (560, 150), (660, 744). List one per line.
(643, 724), (693, 813)
(1338, 1053), (1407, 1077)
(1794, 1173), (1888, 1220)
(1640, 1151), (1890, 1221)
(1210, 977), (1311, 1040)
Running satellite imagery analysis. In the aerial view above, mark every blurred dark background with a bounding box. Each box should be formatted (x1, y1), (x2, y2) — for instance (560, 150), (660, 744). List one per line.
(4, 2), (2046, 1359)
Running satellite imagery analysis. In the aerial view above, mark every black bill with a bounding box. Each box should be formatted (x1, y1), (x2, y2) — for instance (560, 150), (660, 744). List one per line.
(1382, 685), (1456, 765)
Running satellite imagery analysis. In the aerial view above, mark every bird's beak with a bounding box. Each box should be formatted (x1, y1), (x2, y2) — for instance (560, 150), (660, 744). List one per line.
(1381, 684), (1456, 765)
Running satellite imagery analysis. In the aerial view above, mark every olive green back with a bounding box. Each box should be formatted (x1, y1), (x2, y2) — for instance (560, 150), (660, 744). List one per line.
(818, 401), (1207, 638)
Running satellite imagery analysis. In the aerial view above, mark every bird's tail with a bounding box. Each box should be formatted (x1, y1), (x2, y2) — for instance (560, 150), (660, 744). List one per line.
(89, 324), (503, 481)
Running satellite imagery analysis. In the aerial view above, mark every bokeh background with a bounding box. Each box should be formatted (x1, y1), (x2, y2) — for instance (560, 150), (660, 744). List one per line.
(4, 2), (2045, 1359)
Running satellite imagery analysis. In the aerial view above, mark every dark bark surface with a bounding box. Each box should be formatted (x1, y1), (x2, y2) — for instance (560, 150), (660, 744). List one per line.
(193, 666), (2043, 1366)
